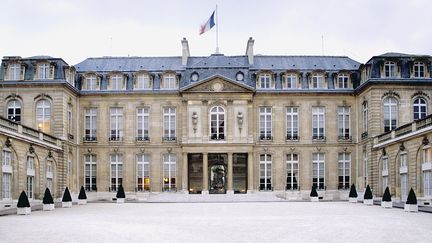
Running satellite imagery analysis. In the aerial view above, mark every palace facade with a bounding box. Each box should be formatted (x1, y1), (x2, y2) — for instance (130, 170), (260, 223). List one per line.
(1, 38), (431, 205)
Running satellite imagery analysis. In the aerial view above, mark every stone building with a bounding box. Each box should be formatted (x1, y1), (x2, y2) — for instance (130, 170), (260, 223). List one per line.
(0, 38), (431, 206)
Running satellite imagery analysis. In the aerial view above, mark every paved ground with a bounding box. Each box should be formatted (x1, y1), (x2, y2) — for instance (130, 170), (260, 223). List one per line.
(0, 202), (431, 243)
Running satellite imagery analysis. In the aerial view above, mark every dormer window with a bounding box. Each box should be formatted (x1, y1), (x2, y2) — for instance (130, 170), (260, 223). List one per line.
(236, 72), (244, 81)
(311, 73), (325, 89)
(65, 69), (75, 86)
(258, 73), (274, 89)
(83, 74), (99, 90)
(38, 63), (50, 79)
(384, 61), (396, 78)
(191, 72), (199, 82)
(7, 63), (22, 81)
(110, 74), (125, 90)
(413, 62), (425, 78)
(135, 73), (152, 90)
(337, 74), (349, 89)
(284, 73), (298, 89)
(162, 73), (177, 89)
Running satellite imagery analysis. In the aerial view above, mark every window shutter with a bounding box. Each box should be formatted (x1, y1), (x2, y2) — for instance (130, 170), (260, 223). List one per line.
(21, 66), (25, 80)
(50, 65), (55, 79)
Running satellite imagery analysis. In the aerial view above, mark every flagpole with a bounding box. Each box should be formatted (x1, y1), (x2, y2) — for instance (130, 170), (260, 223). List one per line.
(215, 5), (219, 54)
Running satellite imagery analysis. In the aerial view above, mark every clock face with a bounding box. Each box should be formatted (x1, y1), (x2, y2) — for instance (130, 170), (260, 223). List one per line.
(191, 73), (199, 81)
(236, 72), (244, 81)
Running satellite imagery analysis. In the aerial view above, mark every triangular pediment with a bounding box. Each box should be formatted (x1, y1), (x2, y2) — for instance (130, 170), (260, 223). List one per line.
(180, 74), (254, 93)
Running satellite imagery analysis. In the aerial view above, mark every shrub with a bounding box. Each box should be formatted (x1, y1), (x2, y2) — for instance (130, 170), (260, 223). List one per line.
(406, 188), (417, 205)
(349, 184), (358, 198)
(78, 186), (87, 200)
(310, 186), (318, 197)
(17, 190), (30, 208)
(382, 187), (392, 202)
(364, 185), (373, 200)
(62, 187), (72, 202)
(116, 184), (126, 199)
(43, 188), (54, 204)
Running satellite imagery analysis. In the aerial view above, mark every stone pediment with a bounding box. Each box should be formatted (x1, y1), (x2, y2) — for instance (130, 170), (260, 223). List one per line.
(181, 75), (254, 93)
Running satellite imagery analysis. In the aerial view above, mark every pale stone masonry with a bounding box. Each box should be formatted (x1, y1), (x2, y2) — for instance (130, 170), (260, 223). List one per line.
(0, 39), (431, 205)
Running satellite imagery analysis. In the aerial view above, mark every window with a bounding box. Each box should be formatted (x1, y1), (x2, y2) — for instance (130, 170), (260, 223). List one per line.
(38, 63), (50, 79)
(286, 154), (299, 190)
(259, 154), (272, 191)
(2, 150), (12, 199)
(109, 108), (123, 141)
(84, 108), (97, 141)
(110, 154), (123, 191)
(384, 61), (396, 78)
(383, 97), (397, 132)
(284, 73), (297, 89)
(27, 156), (34, 170)
(400, 153), (408, 200)
(413, 62), (425, 78)
(84, 75), (98, 90)
(382, 157), (388, 191)
(85, 154), (97, 191)
(338, 153), (350, 189)
(210, 106), (225, 140)
(136, 107), (150, 141)
(46, 161), (53, 192)
(259, 74), (272, 89)
(67, 104), (73, 134)
(163, 154), (176, 191)
(338, 107), (350, 140)
(163, 107), (176, 141)
(26, 156), (34, 199)
(110, 74), (124, 90)
(8, 63), (21, 80)
(162, 74), (176, 89)
(312, 107), (325, 140)
(2, 150), (11, 166)
(337, 74), (349, 89)
(413, 97), (427, 120)
(312, 153), (325, 190)
(286, 107), (298, 140)
(423, 147), (432, 197)
(363, 102), (368, 133)
(259, 107), (272, 140)
(137, 154), (150, 191)
(27, 176), (34, 199)
(136, 74), (151, 90)
(67, 153), (72, 175)
(364, 150), (368, 188)
(36, 99), (51, 133)
(7, 99), (21, 123)
(311, 74), (324, 89)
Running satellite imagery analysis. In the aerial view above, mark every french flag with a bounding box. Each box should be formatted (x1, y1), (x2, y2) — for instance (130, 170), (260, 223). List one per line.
(199, 11), (216, 35)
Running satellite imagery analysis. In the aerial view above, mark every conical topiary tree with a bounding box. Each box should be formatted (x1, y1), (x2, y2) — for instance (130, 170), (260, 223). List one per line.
(310, 186), (318, 197)
(406, 188), (417, 204)
(382, 187), (392, 202)
(43, 188), (54, 204)
(17, 190), (30, 208)
(116, 184), (125, 198)
(364, 185), (373, 199)
(349, 184), (358, 198)
(62, 187), (73, 208)
(78, 186), (87, 200)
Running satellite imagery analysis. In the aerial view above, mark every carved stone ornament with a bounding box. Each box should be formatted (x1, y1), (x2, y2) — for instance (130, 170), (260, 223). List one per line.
(48, 150), (53, 158)
(29, 144), (35, 154)
(399, 143), (405, 151)
(422, 137), (429, 146)
(382, 148), (387, 156)
(5, 138), (12, 148)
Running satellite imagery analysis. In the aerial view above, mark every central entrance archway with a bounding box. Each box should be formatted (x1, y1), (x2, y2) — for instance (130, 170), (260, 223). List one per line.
(208, 153), (227, 194)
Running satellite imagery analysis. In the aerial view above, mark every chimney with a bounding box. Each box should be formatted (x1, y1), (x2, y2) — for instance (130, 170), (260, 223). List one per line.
(181, 37), (190, 66)
(245, 37), (254, 65)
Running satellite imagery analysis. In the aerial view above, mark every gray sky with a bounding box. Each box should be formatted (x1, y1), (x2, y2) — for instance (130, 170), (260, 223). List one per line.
(1, 0), (431, 64)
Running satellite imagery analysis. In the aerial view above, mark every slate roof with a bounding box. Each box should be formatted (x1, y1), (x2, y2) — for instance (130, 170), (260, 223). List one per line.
(252, 56), (360, 70)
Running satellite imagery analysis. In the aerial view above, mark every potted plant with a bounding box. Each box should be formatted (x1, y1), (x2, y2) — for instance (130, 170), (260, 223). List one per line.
(17, 191), (31, 215)
(404, 188), (418, 212)
(78, 186), (87, 205)
(42, 188), (55, 211)
(116, 184), (126, 203)
(381, 186), (392, 208)
(310, 186), (319, 202)
(363, 185), (373, 205)
(348, 184), (358, 203)
(62, 187), (73, 208)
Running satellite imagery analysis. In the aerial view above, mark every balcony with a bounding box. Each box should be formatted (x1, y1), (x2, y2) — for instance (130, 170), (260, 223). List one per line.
(83, 136), (97, 142)
(109, 136), (123, 142)
(338, 135), (352, 142)
(210, 134), (225, 141)
(312, 135), (326, 141)
(361, 132), (368, 139)
(163, 136), (176, 142)
(286, 134), (299, 141)
(259, 135), (273, 141)
(136, 136), (150, 142)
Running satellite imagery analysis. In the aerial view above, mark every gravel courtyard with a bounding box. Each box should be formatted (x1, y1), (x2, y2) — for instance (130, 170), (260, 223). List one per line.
(0, 202), (431, 243)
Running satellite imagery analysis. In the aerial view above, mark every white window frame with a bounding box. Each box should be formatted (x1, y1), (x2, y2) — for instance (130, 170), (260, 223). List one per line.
(26, 176), (34, 199)
(286, 154), (299, 190)
(136, 74), (152, 90)
(312, 153), (325, 190)
(337, 74), (349, 89)
(163, 154), (176, 192)
(259, 74), (272, 89)
(383, 97), (398, 132)
(338, 106), (351, 140)
(311, 74), (324, 89)
(136, 107), (150, 141)
(38, 63), (50, 79)
(84, 75), (98, 90)
(2, 149), (11, 166)
(286, 107), (299, 140)
(423, 147), (432, 197)
(163, 107), (176, 141)
(364, 150), (368, 187)
(8, 63), (21, 81)
(109, 108), (123, 141)
(312, 107), (325, 140)
(382, 156), (388, 191)
(413, 62), (425, 78)
(338, 152), (350, 190)
(210, 106), (226, 140)
(384, 61), (396, 78)
(2, 173), (11, 199)
(413, 97), (427, 121)
(259, 154), (272, 191)
(400, 153), (408, 200)
(67, 104), (73, 134)
(136, 154), (150, 191)
(36, 99), (51, 133)
(110, 154), (123, 191)
(285, 73), (297, 89)
(85, 154), (97, 191)
(84, 108), (97, 141)
(259, 107), (272, 140)
(363, 102), (368, 133)
(162, 74), (176, 89)
(110, 74), (124, 90)
(7, 99), (21, 123)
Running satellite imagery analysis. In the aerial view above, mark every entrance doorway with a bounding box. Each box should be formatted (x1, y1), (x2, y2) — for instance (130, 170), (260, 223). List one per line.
(208, 154), (227, 194)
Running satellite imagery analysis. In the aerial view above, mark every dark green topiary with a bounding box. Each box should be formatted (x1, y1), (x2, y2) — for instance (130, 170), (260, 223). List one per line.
(382, 187), (392, 202)
(406, 188), (417, 204)
(116, 184), (125, 198)
(43, 188), (54, 204)
(364, 185), (373, 199)
(62, 187), (72, 202)
(17, 190), (30, 208)
(310, 186), (318, 197)
(349, 184), (358, 198)
(78, 186), (87, 200)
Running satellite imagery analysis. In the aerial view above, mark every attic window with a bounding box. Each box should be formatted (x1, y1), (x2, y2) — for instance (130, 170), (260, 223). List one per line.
(384, 61), (396, 78)
(236, 72), (244, 81)
(191, 72), (199, 82)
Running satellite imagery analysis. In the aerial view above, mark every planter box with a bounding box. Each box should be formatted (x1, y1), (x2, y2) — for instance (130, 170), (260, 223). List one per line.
(381, 201), (393, 208)
(363, 199), (373, 205)
(62, 201), (72, 208)
(78, 199), (87, 205)
(17, 207), (31, 215)
(116, 198), (125, 203)
(349, 197), (358, 203)
(43, 204), (55, 211)
(404, 204), (418, 212)
(310, 197), (319, 202)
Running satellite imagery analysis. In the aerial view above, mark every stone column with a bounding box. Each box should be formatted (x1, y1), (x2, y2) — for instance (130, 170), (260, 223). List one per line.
(227, 100), (233, 142)
(182, 152), (188, 193)
(247, 152), (254, 193)
(202, 153), (209, 194)
(227, 152), (234, 194)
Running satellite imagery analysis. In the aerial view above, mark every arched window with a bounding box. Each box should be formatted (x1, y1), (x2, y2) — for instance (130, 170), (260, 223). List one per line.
(383, 97), (397, 132)
(36, 99), (51, 133)
(210, 106), (225, 140)
(384, 61), (396, 78)
(413, 97), (427, 120)
(7, 99), (21, 123)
